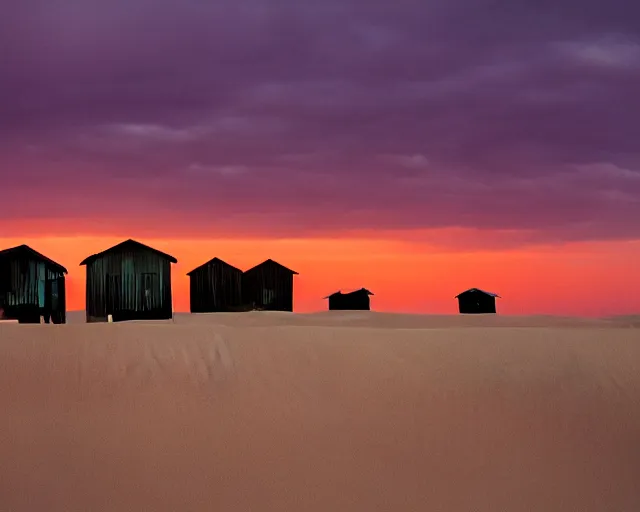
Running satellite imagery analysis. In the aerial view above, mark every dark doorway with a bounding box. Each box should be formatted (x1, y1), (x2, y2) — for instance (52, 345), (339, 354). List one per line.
(140, 273), (158, 312)
(106, 274), (122, 317)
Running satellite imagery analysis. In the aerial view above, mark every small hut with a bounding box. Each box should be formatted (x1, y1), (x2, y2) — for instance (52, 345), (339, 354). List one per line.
(324, 288), (373, 311)
(242, 259), (298, 312)
(455, 288), (500, 314)
(0, 245), (67, 323)
(80, 239), (177, 322)
(187, 257), (243, 313)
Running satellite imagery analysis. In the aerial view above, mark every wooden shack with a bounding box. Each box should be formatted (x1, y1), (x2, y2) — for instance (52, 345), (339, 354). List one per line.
(187, 257), (243, 313)
(455, 288), (500, 314)
(242, 259), (298, 312)
(80, 239), (177, 322)
(0, 245), (67, 323)
(324, 288), (373, 310)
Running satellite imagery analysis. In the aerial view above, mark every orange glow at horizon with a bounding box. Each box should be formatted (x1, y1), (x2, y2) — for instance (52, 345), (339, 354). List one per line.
(1, 233), (638, 317)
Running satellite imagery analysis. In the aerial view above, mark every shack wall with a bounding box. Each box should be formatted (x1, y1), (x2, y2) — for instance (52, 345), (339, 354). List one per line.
(329, 293), (371, 310)
(0, 257), (66, 323)
(242, 265), (294, 312)
(85, 249), (172, 321)
(457, 293), (496, 314)
(190, 263), (242, 313)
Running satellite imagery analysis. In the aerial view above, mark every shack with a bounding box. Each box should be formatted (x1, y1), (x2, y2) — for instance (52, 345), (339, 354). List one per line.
(324, 288), (373, 310)
(0, 244), (67, 323)
(242, 259), (298, 312)
(455, 288), (500, 314)
(187, 257), (243, 312)
(80, 239), (177, 322)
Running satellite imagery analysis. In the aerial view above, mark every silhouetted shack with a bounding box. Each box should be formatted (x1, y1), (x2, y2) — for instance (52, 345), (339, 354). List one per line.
(242, 259), (298, 312)
(80, 239), (177, 322)
(455, 288), (501, 314)
(0, 245), (67, 323)
(325, 288), (373, 311)
(187, 257), (243, 313)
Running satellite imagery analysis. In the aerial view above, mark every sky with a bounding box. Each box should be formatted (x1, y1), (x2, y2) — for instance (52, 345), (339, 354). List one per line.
(1, 0), (639, 316)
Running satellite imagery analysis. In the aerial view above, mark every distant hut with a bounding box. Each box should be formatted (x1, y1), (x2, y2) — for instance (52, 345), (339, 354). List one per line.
(455, 288), (501, 314)
(0, 245), (67, 323)
(324, 288), (373, 311)
(80, 239), (177, 322)
(242, 259), (298, 312)
(187, 257), (243, 313)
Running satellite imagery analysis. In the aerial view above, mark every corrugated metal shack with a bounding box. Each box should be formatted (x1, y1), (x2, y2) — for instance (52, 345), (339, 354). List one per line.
(0, 245), (67, 323)
(80, 239), (177, 322)
(187, 257), (243, 312)
(455, 288), (500, 314)
(242, 259), (298, 312)
(325, 288), (373, 310)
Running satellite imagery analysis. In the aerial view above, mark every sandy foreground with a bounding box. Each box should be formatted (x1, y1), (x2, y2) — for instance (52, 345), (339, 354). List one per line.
(0, 312), (639, 511)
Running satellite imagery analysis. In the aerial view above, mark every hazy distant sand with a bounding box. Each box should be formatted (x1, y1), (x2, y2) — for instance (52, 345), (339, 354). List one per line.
(1, 313), (639, 511)
(65, 309), (640, 328)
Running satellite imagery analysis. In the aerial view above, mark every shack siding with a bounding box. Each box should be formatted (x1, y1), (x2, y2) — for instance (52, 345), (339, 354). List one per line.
(5, 260), (38, 306)
(85, 249), (172, 321)
(457, 291), (497, 314)
(190, 263), (242, 313)
(328, 293), (370, 311)
(242, 265), (294, 312)
(85, 258), (103, 318)
(2, 261), (64, 305)
(0, 254), (66, 323)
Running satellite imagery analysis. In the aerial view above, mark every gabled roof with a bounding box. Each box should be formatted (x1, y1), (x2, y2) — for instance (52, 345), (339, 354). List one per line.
(187, 257), (242, 276)
(243, 259), (298, 275)
(79, 239), (178, 266)
(455, 288), (501, 299)
(324, 288), (374, 299)
(0, 244), (68, 274)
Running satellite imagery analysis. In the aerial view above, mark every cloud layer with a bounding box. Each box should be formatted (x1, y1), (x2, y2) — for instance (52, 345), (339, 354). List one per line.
(2, 0), (640, 243)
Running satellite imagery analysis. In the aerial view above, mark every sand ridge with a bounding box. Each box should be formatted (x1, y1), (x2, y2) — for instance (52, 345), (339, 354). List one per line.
(64, 309), (637, 329)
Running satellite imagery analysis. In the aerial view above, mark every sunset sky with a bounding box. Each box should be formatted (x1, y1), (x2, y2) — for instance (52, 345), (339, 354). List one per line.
(2, 0), (639, 316)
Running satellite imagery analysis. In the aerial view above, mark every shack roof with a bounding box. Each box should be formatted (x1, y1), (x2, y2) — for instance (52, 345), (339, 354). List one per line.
(454, 288), (501, 299)
(186, 257), (242, 276)
(243, 259), (298, 275)
(0, 244), (68, 274)
(323, 288), (374, 299)
(79, 239), (178, 266)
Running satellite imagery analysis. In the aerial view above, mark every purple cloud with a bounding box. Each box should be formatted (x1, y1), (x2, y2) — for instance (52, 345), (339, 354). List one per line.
(1, 0), (640, 245)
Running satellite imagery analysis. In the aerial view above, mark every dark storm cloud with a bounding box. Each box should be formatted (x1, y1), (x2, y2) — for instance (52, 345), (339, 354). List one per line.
(1, 0), (640, 243)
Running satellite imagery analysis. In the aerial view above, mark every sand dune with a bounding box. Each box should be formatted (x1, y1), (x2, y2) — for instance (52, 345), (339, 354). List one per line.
(0, 314), (639, 510)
